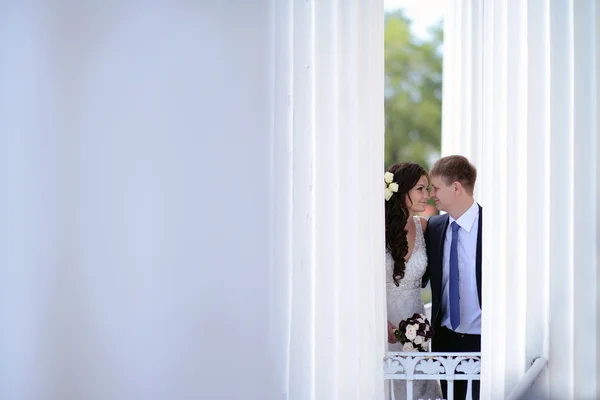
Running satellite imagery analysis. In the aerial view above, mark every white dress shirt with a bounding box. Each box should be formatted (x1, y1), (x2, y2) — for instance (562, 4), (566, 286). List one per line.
(441, 201), (481, 334)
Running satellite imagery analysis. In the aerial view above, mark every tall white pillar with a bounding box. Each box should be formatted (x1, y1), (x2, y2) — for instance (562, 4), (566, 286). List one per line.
(270, 0), (385, 398)
(0, 3), (282, 399)
(441, 0), (483, 174)
(0, 1), (385, 399)
(442, 0), (598, 399)
(597, 1), (600, 394)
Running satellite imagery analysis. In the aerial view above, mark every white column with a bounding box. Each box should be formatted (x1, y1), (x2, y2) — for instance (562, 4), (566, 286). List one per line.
(597, 2), (600, 395)
(1, 2), (278, 399)
(441, 0), (483, 175)
(0, 1), (385, 399)
(443, 0), (598, 399)
(571, 2), (598, 398)
(270, 0), (385, 398)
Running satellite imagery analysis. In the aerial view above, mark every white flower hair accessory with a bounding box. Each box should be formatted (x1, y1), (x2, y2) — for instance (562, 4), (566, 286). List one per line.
(384, 172), (399, 201)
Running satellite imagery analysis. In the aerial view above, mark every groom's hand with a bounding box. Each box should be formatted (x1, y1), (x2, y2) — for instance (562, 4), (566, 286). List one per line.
(387, 320), (398, 344)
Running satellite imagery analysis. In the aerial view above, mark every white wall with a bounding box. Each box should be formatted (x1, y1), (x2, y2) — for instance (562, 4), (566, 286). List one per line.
(0, 3), (274, 399)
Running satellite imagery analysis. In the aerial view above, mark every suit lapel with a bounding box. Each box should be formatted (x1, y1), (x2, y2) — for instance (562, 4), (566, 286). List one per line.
(476, 205), (483, 307)
(435, 214), (449, 300)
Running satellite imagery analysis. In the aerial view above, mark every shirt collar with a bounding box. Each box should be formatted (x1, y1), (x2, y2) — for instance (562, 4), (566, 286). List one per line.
(448, 201), (479, 233)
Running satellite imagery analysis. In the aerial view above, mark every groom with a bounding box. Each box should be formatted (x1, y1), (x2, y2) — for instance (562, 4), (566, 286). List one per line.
(423, 155), (482, 400)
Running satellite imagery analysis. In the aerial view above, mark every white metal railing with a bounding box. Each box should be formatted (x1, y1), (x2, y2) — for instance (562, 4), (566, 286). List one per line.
(384, 352), (481, 400)
(506, 357), (548, 400)
(424, 302), (432, 320)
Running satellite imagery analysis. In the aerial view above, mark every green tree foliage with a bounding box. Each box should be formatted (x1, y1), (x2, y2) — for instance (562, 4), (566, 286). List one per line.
(385, 10), (443, 170)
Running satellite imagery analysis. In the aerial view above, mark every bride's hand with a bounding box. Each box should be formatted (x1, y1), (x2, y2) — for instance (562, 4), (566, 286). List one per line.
(387, 320), (398, 344)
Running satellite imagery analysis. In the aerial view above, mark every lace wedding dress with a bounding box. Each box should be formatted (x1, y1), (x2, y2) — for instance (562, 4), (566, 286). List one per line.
(386, 216), (442, 400)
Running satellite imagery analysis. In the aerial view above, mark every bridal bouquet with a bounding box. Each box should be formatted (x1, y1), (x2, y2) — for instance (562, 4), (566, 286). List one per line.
(394, 313), (435, 352)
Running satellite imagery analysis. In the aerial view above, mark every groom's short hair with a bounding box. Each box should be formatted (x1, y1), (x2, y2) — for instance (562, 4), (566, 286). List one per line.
(430, 155), (477, 195)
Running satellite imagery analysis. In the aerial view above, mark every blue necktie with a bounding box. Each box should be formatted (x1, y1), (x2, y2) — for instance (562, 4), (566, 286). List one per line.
(450, 221), (461, 330)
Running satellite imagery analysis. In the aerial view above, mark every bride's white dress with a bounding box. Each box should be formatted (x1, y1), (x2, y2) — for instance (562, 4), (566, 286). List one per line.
(386, 216), (442, 400)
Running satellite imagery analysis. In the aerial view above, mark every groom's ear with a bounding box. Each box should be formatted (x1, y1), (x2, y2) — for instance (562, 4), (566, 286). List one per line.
(453, 181), (462, 193)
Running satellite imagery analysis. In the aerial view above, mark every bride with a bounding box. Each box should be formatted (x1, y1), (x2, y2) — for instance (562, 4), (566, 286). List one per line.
(384, 162), (442, 400)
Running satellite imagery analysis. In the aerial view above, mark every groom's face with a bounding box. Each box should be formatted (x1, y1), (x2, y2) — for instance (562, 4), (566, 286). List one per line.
(429, 175), (455, 212)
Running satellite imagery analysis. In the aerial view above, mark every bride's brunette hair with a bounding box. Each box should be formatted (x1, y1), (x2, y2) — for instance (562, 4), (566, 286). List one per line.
(385, 162), (428, 286)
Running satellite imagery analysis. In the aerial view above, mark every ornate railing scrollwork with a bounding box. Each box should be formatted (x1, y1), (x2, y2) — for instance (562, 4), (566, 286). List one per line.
(384, 352), (482, 400)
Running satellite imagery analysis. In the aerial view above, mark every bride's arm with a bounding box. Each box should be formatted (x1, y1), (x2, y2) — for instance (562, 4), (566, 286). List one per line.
(387, 320), (398, 344)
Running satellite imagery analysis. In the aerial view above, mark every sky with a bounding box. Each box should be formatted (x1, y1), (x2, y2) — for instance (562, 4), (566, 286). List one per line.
(384, 0), (445, 39)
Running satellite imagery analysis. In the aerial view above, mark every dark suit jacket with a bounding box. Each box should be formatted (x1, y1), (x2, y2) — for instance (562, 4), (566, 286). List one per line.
(422, 205), (482, 329)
